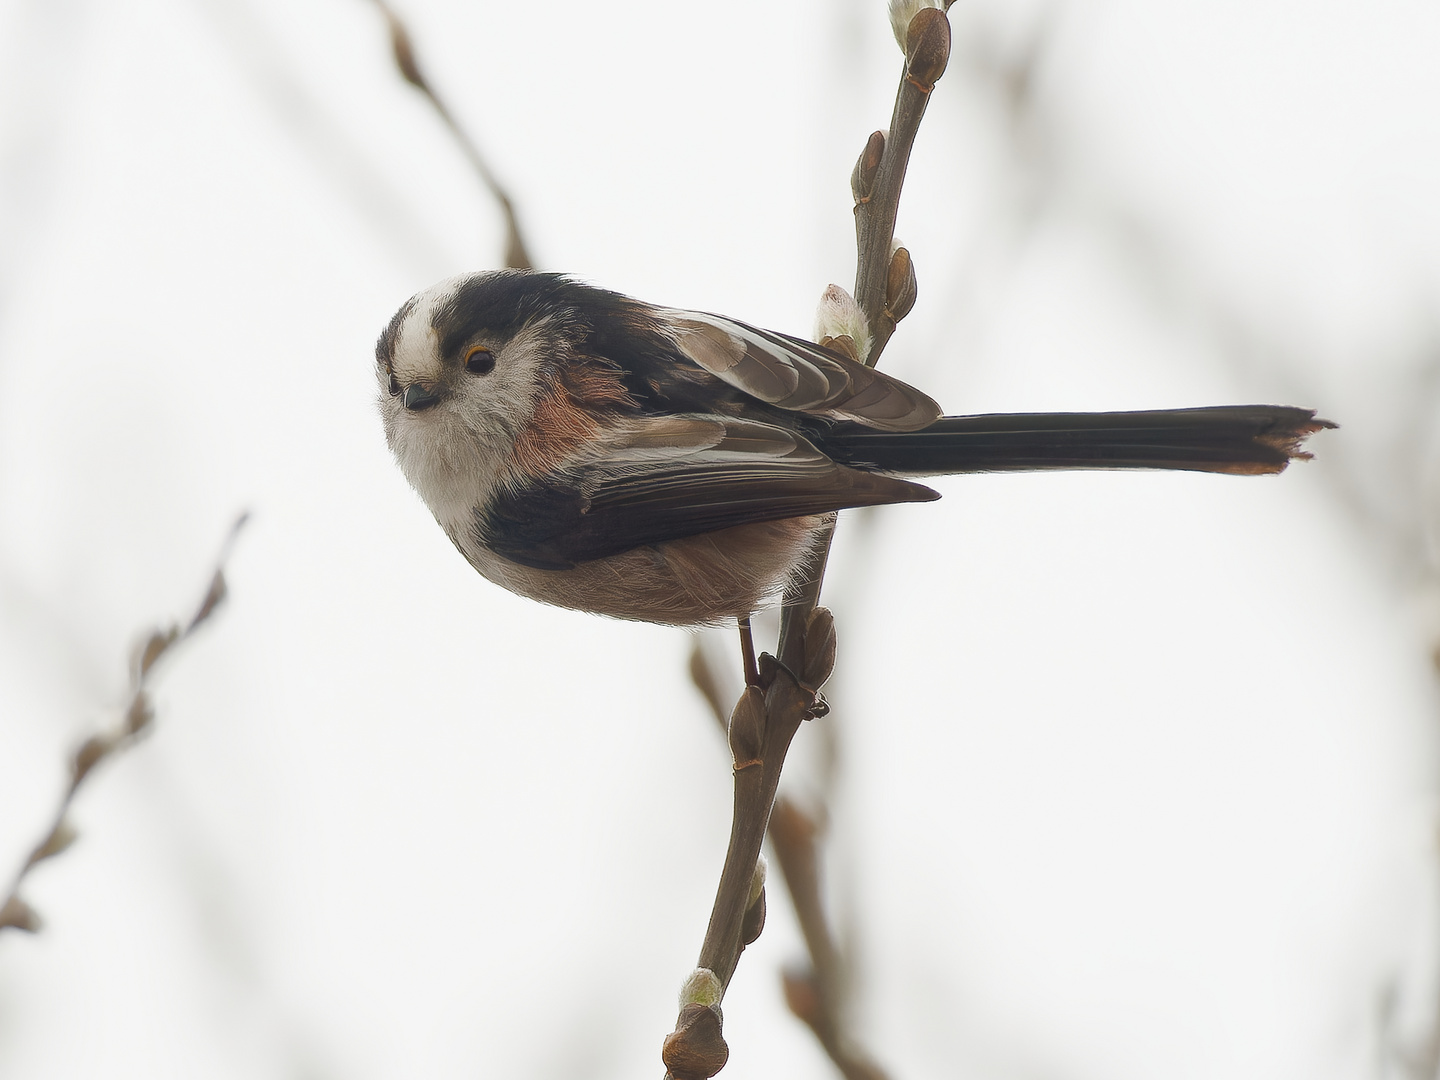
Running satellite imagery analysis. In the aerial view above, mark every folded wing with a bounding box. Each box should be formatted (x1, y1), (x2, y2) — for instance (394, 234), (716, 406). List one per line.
(479, 415), (937, 570)
(665, 311), (941, 432)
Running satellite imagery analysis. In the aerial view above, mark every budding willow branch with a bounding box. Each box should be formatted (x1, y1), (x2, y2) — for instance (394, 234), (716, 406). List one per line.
(854, 7), (951, 364)
(666, 9), (953, 1076)
(0, 515), (248, 936)
(688, 641), (890, 1079)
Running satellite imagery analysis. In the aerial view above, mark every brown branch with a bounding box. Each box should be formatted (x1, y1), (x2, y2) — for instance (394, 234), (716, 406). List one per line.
(853, 8), (951, 364)
(781, 7), (951, 630)
(695, 674), (809, 989)
(365, 0), (534, 271)
(0, 514), (249, 935)
(688, 644), (890, 1080)
(665, 619), (833, 1080)
(665, 11), (952, 1076)
(773, 12), (956, 1020)
(772, 800), (889, 1080)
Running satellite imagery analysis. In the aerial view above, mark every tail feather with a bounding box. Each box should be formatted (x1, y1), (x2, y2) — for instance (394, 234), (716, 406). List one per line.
(821, 405), (1333, 477)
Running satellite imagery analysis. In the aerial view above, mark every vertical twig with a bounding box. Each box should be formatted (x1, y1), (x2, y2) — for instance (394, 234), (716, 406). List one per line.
(853, 6), (952, 364)
(688, 641), (890, 1080)
(663, 8), (953, 1077)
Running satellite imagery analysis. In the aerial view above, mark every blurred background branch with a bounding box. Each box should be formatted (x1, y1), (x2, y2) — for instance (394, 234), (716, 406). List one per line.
(364, 0), (534, 270)
(1, 514), (247, 936)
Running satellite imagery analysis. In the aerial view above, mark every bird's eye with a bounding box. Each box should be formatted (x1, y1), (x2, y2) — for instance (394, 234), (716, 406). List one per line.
(464, 346), (496, 375)
(387, 371), (401, 397)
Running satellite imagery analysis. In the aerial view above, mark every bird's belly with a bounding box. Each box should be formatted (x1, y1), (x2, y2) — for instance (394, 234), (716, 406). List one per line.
(459, 516), (827, 626)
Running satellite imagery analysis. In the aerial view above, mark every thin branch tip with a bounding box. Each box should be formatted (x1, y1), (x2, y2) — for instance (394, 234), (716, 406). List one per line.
(673, 9), (948, 1073)
(366, 0), (535, 270)
(2, 517), (246, 936)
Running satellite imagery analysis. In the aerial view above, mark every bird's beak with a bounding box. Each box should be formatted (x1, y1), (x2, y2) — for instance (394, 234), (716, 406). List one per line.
(401, 383), (443, 412)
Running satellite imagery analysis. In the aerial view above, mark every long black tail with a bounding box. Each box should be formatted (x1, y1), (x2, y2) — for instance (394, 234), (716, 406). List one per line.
(821, 405), (1333, 477)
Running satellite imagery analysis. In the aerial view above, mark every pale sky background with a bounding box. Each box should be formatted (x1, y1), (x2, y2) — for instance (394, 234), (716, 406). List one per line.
(2, 1), (1440, 1078)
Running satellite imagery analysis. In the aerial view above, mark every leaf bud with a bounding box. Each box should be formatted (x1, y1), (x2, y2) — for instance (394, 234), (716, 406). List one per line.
(814, 285), (872, 365)
(0, 896), (41, 934)
(850, 130), (885, 204)
(888, 0), (944, 52)
(663, 1002), (729, 1080)
(905, 6), (952, 90)
(819, 336), (863, 364)
(740, 887), (766, 946)
(188, 569), (228, 631)
(71, 734), (114, 784)
(728, 686), (765, 770)
(134, 627), (177, 681)
(383, 10), (426, 90)
(125, 691), (154, 736)
(747, 852), (768, 909)
(781, 968), (821, 1027)
(801, 607), (837, 693)
(678, 967), (724, 1010)
(885, 243), (918, 324)
(27, 819), (78, 867)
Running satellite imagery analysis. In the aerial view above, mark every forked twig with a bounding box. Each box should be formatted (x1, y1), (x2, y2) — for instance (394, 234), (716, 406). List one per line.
(0, 514), (248, 935)
(365, 0), (534, 271)
(663, 8), (953, 1077)
(688, 646), (890, 1080)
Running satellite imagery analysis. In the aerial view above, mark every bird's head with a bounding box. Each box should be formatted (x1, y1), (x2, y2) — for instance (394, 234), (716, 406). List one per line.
(375, 269), (582, 523)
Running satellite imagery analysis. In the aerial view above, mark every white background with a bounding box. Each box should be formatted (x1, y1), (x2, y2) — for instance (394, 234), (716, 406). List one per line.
(2, 1), (1439, 1077)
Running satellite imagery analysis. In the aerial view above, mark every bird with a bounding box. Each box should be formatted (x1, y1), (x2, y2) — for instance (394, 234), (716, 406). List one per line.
(376, 269), (1330, 627)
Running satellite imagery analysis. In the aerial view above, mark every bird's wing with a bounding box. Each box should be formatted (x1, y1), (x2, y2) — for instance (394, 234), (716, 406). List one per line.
(663, 311), (942, 432)
(478, 415), (938, 570)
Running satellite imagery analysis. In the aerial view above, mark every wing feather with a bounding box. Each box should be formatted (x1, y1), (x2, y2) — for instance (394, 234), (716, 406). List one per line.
(665, 312), (942, 432)
(479, 416), (938, 570)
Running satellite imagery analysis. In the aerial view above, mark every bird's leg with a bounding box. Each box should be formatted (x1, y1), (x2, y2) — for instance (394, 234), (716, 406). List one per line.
(737, 616), (760, 688)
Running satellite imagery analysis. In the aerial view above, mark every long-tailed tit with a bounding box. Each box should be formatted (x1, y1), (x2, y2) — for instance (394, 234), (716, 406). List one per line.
(376, 270), (1329, 626)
